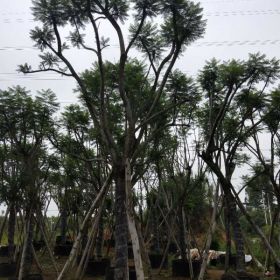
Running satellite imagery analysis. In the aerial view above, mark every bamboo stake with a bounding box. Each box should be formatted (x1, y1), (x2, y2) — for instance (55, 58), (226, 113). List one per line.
(198, 184), (220, 280)
(40, 215), (60, 257)
(57, 170), (112, 280)
(77, 209), (103, 280)
(125, 158), (145, 280)
(18, 210), (32, 280)
(35, 213), (59, 276)
(31, 244), (43, 274)
(135, 220), (152, 279)
(158, 234), (170, 275)
(75, 207), (101, 279)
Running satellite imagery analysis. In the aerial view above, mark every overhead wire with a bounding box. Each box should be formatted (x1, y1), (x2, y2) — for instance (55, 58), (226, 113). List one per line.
(0, 9), (280, 23)
(0, 39), (279, 53)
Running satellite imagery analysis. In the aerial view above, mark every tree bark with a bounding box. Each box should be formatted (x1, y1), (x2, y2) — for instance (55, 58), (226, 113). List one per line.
(60, 207), (68, 245)
(224, 186), (245, 272)
(8, 203), (16, 262)
(96, 211), (104, 259)
(114, 166), (129, 280)
(178, 207), (187, 260)
(225, 202), (231, 272)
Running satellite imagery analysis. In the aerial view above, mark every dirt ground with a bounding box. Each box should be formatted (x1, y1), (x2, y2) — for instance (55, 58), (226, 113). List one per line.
(0, 255), (265, 280)
(0, 264), (227, 280)
(24, 268), (226, 280)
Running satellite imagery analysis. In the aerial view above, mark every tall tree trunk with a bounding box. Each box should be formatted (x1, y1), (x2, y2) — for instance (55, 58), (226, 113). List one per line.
(96, 211), (104, 259)
(8, 203), (16, 262)
(60, 207), (68, 244)
(225, 202), (231, 272)
(178, 207), (187, 260)
(114, 166), (129, 280)
(151, 206), (160, 253)
(224, 190), (245, 272)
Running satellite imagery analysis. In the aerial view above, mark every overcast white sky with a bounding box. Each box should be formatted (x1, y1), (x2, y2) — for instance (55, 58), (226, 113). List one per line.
(0, 0), (279, 215)
(1, 0), (279, 102)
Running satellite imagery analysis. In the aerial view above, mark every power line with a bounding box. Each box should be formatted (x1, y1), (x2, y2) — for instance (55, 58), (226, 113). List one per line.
(0, 9), (279, 23)
(205, 10), (280, 16)
(194, 39), (280, 47)
(0, 39), (279, 53)
(0, 78), (69, 81)
(199, 0), (266, 4)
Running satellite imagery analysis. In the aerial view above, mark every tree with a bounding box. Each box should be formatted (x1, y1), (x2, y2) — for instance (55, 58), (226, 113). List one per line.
(0, 144), (22, 262)
(20, 1), (206, 278)
(51, 103), (111, 267)
(244, 86), (280, 270)
(197, 54), (280, 273)
(0, 86), (58, 278)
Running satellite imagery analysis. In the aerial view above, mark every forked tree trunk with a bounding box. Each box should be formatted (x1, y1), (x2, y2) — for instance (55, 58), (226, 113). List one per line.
(8, 203), (16, 262)
(114, 165), (129, 280)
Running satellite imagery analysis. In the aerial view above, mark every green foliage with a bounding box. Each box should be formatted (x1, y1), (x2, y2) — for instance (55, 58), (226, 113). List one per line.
(197, 54), (280, 147)
(198, 58), (220, 94)
(264, 87), (280, 133)
(30, 26), (55, 51)
(0, 86), (58, 147)
(162, 173), (208, 213)
(244, 164), (274, 208)
(130, 22), (165, 63)
(160, 0), (206, 46)
(81, 59), (162, 145)
(167, 69), (200, 105)
(0, 86), (59, 209)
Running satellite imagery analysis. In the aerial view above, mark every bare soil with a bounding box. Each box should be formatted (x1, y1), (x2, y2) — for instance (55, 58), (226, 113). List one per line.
(0, 254), (264, 280)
